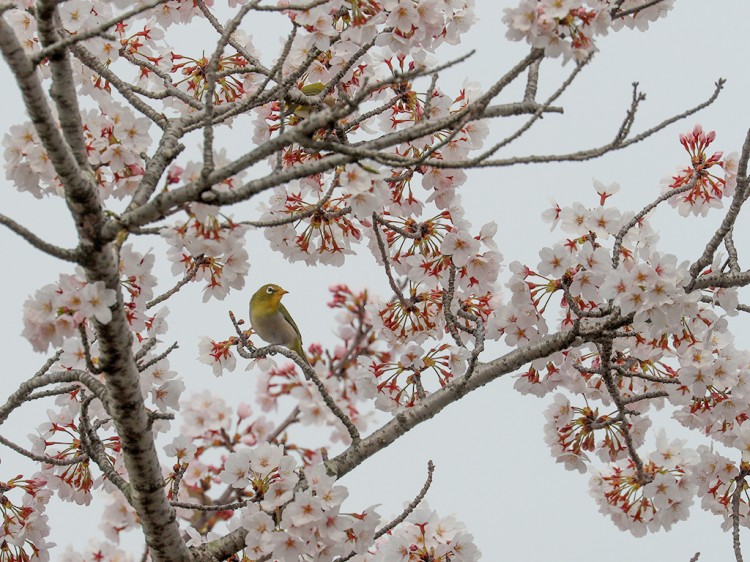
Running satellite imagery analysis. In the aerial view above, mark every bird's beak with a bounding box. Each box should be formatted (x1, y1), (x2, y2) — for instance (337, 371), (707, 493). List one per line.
(280, 289), (289, 296)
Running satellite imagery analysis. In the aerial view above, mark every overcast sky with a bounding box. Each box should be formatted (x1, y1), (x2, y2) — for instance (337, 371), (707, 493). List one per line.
(3, 1), (750, 560)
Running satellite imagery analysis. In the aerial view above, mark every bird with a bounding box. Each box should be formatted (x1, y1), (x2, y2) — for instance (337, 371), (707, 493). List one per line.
(249, 283), (311, 368)
(284, 82), (335, 119)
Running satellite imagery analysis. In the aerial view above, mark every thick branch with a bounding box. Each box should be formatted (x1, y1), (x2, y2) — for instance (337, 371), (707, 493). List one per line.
(328, 327), (582, 477)
(36, 0), (89, 169)
(0, 17), (95, 216)
(7, 8), (193, 552)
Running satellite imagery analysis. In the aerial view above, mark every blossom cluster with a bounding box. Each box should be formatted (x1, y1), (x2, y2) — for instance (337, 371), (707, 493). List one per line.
(22, 244), (163, 353)
(0, 476), (54, 562)
(661, 124), (738, 217)
(367, 210), (500, 347)
(20, 331), (183, 516)
(162, 202), (250, 301)
(3, 100), (151, 201)
(589, 432), (697, 536)
(22, 272), (117, 353)
(25, 402), (112, 507)
(368, 504), (480, 561)
(241, 460), (378, 559)
(495, 125), (750, 535)
(503, 0), (675, 61)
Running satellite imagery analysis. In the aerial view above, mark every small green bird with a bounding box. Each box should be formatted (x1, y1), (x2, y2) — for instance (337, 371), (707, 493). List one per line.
(285, 82), (335, 118)
(249, 283), (310, 367)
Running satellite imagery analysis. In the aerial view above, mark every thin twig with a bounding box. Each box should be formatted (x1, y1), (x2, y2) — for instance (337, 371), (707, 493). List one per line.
(0, 434), (87, 466)
(598, 340), (648, 484)
(26, 384), (80, 401)
(78, 324), (101, 374)
(338, 461), (435, 562)
(612, 176), (698, 268)
(137, 342), (179, 372)
(134, 337), (159, 362)
(259, 345), (362, 444)
(612, 0), (668, 19)
(146, 257), (207, 308)
(372, 214), (410, 310)
(78, 394), (133, 502)
(725, 228), (741, 273)
(34, 349), (64, 377)
(472, 79), (726, 169)
(170, 462), (187, 500)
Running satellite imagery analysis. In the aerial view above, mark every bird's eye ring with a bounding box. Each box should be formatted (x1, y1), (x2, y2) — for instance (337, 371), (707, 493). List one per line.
(266, 286), (275, 294)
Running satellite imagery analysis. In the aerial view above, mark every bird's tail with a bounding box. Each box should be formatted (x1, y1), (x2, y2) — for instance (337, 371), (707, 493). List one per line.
(292, 340), (312, 378)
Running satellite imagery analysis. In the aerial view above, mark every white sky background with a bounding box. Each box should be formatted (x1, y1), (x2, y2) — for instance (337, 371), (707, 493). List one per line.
(3, 0), (750, 560)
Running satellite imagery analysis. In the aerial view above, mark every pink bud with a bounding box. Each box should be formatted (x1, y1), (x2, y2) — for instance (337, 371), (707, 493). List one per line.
(237, 402), (253, 419)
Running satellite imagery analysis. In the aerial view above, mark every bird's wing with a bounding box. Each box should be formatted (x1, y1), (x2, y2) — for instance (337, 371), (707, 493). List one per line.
(278, 302), (303, 342)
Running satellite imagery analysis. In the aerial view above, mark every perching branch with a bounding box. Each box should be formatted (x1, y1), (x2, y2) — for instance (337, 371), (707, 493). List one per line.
(258, 344), (362, 444)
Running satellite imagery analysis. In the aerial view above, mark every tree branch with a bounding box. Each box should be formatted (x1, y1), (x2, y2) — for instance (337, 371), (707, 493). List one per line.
(328, 325), (582, 477)
(0, 370), (109, 425)
(0, 212), (79, 261)
(473, 78), (726, 168)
